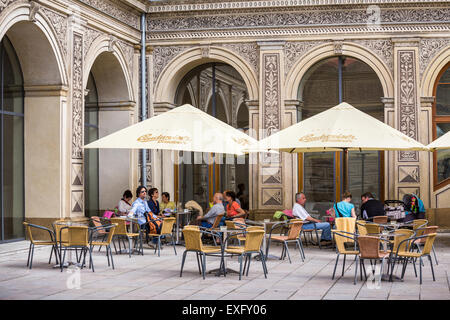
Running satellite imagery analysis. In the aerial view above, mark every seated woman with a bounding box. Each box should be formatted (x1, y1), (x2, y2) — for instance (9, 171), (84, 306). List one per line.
(147, 187), (162, 217)
(117, 190), (133, 216)
(333, 191), (356, 218)
(224, 191), (247, 226)
(160, 192), (176, 213)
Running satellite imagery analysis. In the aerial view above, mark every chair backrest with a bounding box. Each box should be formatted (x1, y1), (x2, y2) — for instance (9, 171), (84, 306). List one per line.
(67, 226), (89, 246)
(182, 227), (203, 251)
(335, 217), (356, 232)
(184, 225), (199, 230)
(225, 220), (236, 229)
(246, 226), (264, 231)
(417, 226), (438, 244)
(392, 229), (415, 253)
(413, 219), (428, 230)
(333, 231), (355, 254)
(53, 220), (69, 242)
(161, 217), (176, 235)
(212, 213), (224, 229)
(23, 222), (37, 244)
(244, 229), (265, 252)
(104, 224), (117, 244)
(287, 221), (303, 240)
(356, 220), (368, 235)
(357, 235), (381, 259)
(91, 216), (107, 234)
(421, 233), (437, 255)
(372, 216), (388, 224)
(365, 223), (381, 235)
(110, 218), (128, 235)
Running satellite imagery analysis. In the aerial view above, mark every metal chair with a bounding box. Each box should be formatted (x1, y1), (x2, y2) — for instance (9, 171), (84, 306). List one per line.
(180, 227), (222, 280)
(89, 223), (117, 271)
(59, 226), (91, 272)
(224, 229), (268, 280)
(110, 218), (143, 257)
(331, 230), (359, 280)
(23, 222), (59, 269)
(266, 220), (305, 263)
(147, 217), (177, 257)
(355, 235), (390, 285)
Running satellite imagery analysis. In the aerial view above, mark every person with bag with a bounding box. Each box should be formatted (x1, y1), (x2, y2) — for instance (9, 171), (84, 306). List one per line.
(332, 191), (356, 218)
(401, 193), (426, 223)
(128, 186), (162, 238)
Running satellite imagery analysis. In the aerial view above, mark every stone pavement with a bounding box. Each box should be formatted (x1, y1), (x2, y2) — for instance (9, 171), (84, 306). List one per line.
(0, 234), (449, 300)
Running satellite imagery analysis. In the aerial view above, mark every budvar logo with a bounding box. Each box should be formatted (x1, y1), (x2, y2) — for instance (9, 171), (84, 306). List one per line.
(66, 266), (81, 290)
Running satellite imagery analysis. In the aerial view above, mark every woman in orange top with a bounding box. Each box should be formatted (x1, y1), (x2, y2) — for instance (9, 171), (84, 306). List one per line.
(224, 191), (247, 222)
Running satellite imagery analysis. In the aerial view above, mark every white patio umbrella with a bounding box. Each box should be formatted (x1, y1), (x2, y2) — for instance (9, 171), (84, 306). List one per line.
(248, 102), (429, 192)
(84, 104), (259, 155)
(427, 131), (450, 150)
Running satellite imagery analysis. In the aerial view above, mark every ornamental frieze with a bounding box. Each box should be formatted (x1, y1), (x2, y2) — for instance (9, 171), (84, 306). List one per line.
(284, 41), (325, 76)
(84, 27), (102, 57)
(353, 39), (393, 71)
(148, 7), (450, 32)
(262, 53), (281, 137)
(78, 0), (139, 29)
(41, 7), (68, 60)
(152, 45), (191, 85)
(72, 32), (84, 160)
(419, 38), (450, 77)
(118, 39), (134, 80)
(0, 0), (16, 14)
(219, 42), (259, 77)
(398, 50), (418, 162)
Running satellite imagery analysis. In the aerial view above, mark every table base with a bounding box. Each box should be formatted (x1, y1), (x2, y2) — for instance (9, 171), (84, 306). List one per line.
(254, 254), (280, 261)
(381, 274), (403, 282)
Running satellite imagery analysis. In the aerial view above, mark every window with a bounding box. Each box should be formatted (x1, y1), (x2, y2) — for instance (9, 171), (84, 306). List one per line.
(433, 63), (450, 188)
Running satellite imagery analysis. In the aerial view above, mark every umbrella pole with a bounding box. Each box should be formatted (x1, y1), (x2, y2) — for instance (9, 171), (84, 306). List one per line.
(342, 148), (349, 195)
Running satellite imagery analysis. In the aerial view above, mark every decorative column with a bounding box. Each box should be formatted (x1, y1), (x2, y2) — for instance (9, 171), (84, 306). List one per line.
(247, 100), (259, 211)
(420, 96), (435, 208)
(257, 41), (285, 213)
(382, 97), (395, 200)
(69, 14), (86, 218)
(393, 38), (422, 202)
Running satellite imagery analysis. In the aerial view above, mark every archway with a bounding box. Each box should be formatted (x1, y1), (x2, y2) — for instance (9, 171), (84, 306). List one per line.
(84, 46), (134, 217)
(175, 63), (250, 211)
(0, 13), (65, 240)
(298, 55), (385, 214)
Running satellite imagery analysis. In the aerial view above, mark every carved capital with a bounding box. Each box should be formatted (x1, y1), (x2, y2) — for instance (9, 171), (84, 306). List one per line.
(333, 41), (344, 55)
(29, 1), (41, 22)
(108, 35), (117, 53)
(201, 45), (211, 58)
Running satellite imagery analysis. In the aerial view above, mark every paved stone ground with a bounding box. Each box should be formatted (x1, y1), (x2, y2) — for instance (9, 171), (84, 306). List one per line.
(0, 234), (449, 300)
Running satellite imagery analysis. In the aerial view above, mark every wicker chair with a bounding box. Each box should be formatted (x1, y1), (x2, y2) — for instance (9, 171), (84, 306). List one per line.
(355, 235), (390, 285)
(23, 222), (59, 269)
(147, 217), (177, 257)
(224, 229), (268, 280)
(110, 218), (143, 257)
(335, 217), (356, 246)
(267, 220), (305, 263)
(372, 216), (388, 224)
(331, 230), (359, 280)
(58, 226), (91, 272)
(180, 227), (222, 280)
(90, 216), (108, 252)
(89, 223), (117, 271)
(412, 226), (438, 265)
(390, 232), (437, 284)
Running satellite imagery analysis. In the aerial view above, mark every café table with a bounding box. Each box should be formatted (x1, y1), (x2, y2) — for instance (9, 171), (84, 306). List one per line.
(209, 226), (243, 277)
(174, 209), (193, 245)
(115, 216), (143, 256)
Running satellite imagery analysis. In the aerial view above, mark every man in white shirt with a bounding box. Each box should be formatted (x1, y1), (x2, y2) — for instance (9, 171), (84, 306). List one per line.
(293, 192), (332, 243)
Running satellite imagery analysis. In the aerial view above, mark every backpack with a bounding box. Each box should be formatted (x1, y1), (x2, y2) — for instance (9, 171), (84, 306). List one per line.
(403, 194), (419, 215)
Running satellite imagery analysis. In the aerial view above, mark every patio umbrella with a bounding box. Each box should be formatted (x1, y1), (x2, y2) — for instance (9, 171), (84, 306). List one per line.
(83, 104), (259, 155)
(427, 131), (450, 150)
(248, 102), (429, 192)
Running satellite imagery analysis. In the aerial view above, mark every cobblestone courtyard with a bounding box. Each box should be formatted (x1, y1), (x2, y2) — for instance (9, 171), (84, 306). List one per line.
(0, 235), (449, 300)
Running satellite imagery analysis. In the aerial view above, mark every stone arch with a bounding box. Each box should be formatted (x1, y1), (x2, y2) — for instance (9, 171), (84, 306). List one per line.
(0, 2), (67, 85)
(285, 42), (394, 101)
(83, 35), (134, 102)
(154, 46), (258, 103)
(421, 46), (450, 97)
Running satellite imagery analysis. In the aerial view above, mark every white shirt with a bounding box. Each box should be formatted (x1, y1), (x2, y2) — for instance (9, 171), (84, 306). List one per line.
(292, 203), (310, 220)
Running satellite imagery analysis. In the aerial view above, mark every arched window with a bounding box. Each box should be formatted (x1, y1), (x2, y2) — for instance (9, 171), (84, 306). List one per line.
(0, 36), (24, 241)
(299, 56), (384, 211)
(433, 63), (450, 189)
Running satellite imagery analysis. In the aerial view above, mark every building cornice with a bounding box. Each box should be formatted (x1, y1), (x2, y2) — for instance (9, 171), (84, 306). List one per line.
(147, 0), (450, 13)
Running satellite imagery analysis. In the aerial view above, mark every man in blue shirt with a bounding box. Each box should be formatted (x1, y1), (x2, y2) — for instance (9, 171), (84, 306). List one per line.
(129, 186), (161, 235)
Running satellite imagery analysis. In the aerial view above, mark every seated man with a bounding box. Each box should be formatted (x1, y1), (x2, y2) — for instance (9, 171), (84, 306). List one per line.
(360, 192), (385, 220)
(292, 192), (332, 244)
(196, 193), (225, 228)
